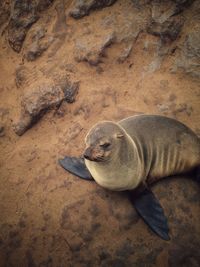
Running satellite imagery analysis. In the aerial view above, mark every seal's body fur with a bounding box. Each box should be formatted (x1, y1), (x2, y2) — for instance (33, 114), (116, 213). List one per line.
(85, 115), (200, 191)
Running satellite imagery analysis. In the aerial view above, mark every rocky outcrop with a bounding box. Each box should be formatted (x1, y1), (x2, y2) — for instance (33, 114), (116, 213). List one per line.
(69, 0), (117, 19)
(132, 0), (194, 13)
(2, 0), (199, 139)
(144, 0), (195, 43)
(25, 26), (54, 61)
(175, 28), (200, 78)
(14, 80), (79, 135)
(7, 0), (54, 52)
(74, 33), (115, 66)
(72, 2), (149, 66)
(147, 17), (184, 42)
(172, 0), (195, 15)
(0, 1), (11, 34)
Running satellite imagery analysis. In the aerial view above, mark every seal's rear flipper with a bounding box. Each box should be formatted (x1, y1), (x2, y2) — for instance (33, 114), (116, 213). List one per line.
(129, 188), (170, 241)
(58, 157), (94, 181)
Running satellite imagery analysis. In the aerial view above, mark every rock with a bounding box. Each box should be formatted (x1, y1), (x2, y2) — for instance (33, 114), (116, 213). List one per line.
(150, 0), (195, 20)
(69, 0), (117, 19)
(0, 125), (5, 137)
(146, 0), (185, 41)
(53, 1), (67, 33)
(185, 31), (200, 58)
(14, 114), (32, 136)
(25, 27), (54, 61)
(72, 1), (148, 66)
(64, 64), (77, 73)
(172, 0), (195, 15)
(7, 1), (39, 53)
(132, 0), (194, 14)
(0, 1), (11, 33)
(61, 81), (79, 103)
(147, 16), (184, 42)
(32, 26), (46, 40)
(174, 27), (200, 78)
(143, 0), (195, 42)
(74, 33), (115, 66)
(7, 0), (54, 53)
(36, 0), (54, 12)
(117, 43), (133, 63)
(15, 66), (30, 88)
(13, 80), (79, 135)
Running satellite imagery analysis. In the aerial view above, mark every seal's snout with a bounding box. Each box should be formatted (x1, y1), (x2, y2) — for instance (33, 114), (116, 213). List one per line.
(83, 151), (90, 160)
(84, 146), (104, 162)
(83, 147), (93, 160)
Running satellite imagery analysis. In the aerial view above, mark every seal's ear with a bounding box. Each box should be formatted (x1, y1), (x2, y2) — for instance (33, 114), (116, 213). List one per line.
(115, 133), (124, 139)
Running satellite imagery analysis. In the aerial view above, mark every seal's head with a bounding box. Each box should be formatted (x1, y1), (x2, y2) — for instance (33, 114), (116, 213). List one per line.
(83, 121), (124, 162)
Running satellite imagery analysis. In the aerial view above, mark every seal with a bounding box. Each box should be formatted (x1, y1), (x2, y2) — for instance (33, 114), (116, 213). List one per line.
(59, 115), (200, 240)
(84, 115), (200, 190)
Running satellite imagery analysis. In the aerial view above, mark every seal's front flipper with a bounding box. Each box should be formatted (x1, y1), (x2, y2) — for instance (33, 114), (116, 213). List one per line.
(58, 157), (94, 181)
(129, 188), (170, 241)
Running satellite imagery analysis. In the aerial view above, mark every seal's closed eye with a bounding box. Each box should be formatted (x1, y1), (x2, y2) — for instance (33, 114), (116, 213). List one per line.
(100, 142), (111, 148)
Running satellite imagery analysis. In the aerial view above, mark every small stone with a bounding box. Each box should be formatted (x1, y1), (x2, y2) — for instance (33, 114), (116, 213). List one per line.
(117, 44), (133, 63)
(157, 103), (170, 113)
(64, 64), (76, 73)
(13, 114), (32, 136)
(0, 125), (5, 137)
(15, 66), (29, 88)
(96, 66), (104, 74)
(61, 81), (79, 103)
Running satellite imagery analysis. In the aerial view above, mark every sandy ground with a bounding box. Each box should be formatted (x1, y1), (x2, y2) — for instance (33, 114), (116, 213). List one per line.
(0, 1), (200, 266)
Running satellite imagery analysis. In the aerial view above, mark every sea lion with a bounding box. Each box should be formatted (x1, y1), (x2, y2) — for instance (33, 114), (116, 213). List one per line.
(59, 115), (200, 240)
(84, 115), (200, 189)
